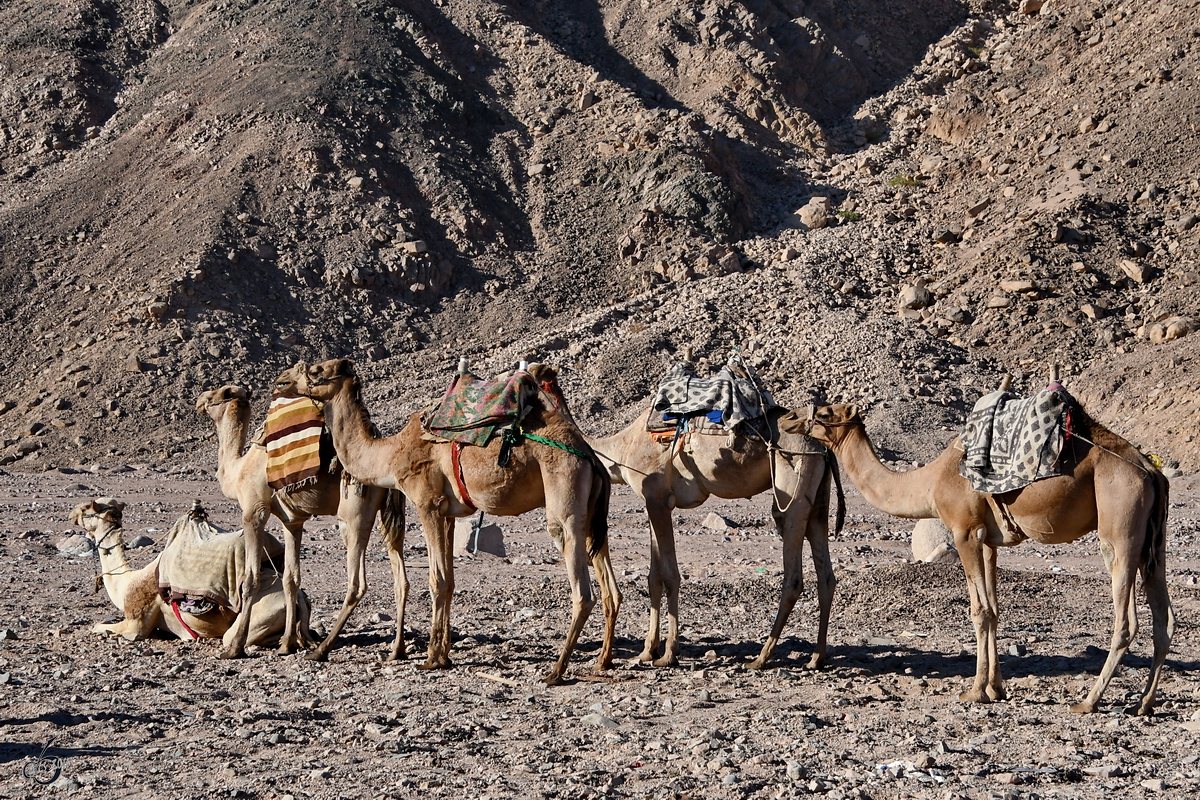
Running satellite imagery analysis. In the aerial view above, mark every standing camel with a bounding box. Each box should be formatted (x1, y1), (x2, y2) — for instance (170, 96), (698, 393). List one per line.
(587, 409), (837, 669)
(196, 384), (409, 661)
(280, 358), (620, 685)
(783, 403), (1172, 714)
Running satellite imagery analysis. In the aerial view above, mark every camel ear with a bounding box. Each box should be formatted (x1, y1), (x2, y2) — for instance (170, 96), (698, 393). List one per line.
(68, 504), (86, 527)
(777, 409), (806, 435)
(195, 391), (210, 414)
(846, 404), (859, 420)
(337, 359), (356, 378)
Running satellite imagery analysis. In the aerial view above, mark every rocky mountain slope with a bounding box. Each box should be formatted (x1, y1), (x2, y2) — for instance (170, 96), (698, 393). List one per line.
(0, 0), (1196, 472)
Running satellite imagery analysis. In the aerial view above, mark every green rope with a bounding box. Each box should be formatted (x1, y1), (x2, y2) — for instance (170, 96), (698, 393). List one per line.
(515, 424), (593, 462)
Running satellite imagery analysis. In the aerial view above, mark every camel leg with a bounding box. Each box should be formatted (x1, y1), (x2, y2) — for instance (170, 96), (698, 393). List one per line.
(544, 516), (596, 686)
(980, 543), (1005, 700)
(955, 526), (998, 703)
(277, 521), (305, 655)
(1072, 539), (1141, 713)
(93, 619), (144, 640)
(382, 516), (410, 661)
(645, 501), (683, 668)
(750, 489), (812, 670)
(1136, 550), (1174, 715)
(418, 509), (455, 671)
(589, 542), (621, 672)
(306, 507), (374, 661)
(635, 498), (670, 663)
(221, 507), (270, 659)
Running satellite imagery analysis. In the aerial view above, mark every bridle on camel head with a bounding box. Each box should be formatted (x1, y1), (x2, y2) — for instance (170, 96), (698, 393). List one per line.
(82, 511), (132, 592)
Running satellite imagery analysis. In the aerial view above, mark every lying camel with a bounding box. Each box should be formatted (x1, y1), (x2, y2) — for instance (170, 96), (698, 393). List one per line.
(587, 409), (836, 669)
(784, 402), (1172, 714)
(197, 384), (408, 661)
(281, 358), (620, 685)
(71, 498), (312, 648)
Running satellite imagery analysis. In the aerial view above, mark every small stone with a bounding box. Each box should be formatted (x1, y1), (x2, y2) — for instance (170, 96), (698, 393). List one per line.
(310, 768), (332, 779)
(703, 512), (736, 531)
(127, 535), (155, 549)
(527, 163), (549, 177)
(799, 198), (830, 229)
(1082, 764), (1123, 778)
(401, 240), (428, 254)
(966, 198), (991, 216)
(934, 227), (962, 244)
(912, 519), (957, 563)
(51, 775), (82, 792)
(786, 761), (805, 781)
(721, 773), (740, 785)
(56, 534), (94, 557)
(1019, 0), (1044, 13)
(1141, 779), (1167, 792)
(703, 650), (718, 661)
(124, 353), (148, 373)
(986, 296), (1012, 309)
(1009, 643), (1027, 656)
(1120, 260), (1151, 283)
(999, 279), (1037, 293)
(581, 712), (619, 729)
(1080, 303), (1105, 320)
(1173, 214), (1197, 231)
(898, 283), (934, 310)
(367, 344), (388, 361)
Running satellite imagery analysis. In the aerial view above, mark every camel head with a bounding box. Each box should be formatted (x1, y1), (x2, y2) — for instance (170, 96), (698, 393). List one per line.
(291, 358), (356, 401)
(778, 404), (861, 449)
(195, 384), (251, 417)
(69, 497), (125, 536)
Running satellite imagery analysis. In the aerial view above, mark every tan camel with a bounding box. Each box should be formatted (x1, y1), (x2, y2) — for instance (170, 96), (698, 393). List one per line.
(587, 409), (837, 669)
(196, 384), (409, 661)
(784, 403), (1173, 714)
(71, 498), (311, 647)
(279, 358), (621, 685)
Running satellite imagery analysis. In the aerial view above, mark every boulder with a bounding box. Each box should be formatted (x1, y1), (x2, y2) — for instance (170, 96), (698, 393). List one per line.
(454, 516), (505, 557)
(912, 519), (957, 563)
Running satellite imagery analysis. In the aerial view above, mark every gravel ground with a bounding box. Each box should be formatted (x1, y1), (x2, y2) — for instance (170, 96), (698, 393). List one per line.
(2, 463), (1198, 800)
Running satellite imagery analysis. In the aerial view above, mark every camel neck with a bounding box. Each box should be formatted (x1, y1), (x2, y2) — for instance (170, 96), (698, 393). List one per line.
(323, 385), (400, 489)
(213, 407), (250, 495)
(835, 425), (937, 519)
(93, 525), (135, 608)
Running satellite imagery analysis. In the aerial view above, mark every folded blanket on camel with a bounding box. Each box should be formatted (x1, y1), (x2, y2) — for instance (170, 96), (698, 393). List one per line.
(264, 392), (328, 492)
(422, 370), (540, 447)
(650, 359), (779, 431)
(958, 388), (1072, 494)
(157, 506), (285, 613)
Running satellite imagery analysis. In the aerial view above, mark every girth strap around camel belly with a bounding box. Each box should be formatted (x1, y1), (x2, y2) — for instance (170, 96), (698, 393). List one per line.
(451, 442), (476, 513)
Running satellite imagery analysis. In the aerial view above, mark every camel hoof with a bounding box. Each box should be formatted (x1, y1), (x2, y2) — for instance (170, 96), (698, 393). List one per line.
(1070, 701), (1097, 714)
(651, 654), (679, 668)
(635, 649), (657, 664)
(386, 648), (409, 662)
(806, 653), (826, 670)
(543, 671), (565, 686)
(304, 648), (330, 663)
(986, 684), (1007, 702)
(594, 658), (614, 672)
(218, 646), (246, 660)
(417, 657), (452, 671)
(958, 689), (990, 704)
(747, 657), (767, 670)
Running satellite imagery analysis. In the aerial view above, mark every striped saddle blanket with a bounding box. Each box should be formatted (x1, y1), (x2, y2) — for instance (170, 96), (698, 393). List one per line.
(959, 388), (1072, 494)
(264, 392), (327, 492)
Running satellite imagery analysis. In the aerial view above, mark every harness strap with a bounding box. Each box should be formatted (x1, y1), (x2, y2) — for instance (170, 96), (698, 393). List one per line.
(516, 427), (594, 461)
(170, 601), (201, 641)
(451, 442), (477, 512)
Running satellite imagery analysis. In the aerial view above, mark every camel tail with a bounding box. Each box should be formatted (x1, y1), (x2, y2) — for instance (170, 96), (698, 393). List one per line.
(380, 489), (406, 553)
(825, 449), (846, 536)
(586, 455), (610, 559)
(1141, 469), (1169, 582)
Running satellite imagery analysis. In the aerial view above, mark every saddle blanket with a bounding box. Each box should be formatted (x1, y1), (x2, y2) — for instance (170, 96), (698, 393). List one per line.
(650, 359), (778, 430)
(264, 393), (326, 492)
(157, 507), (285, 612)
(959, 388), (1071, 494)
(423, 370), (539, 447)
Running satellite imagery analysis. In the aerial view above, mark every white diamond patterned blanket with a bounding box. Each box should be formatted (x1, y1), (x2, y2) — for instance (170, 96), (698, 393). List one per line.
(959, 389), (1071, 494)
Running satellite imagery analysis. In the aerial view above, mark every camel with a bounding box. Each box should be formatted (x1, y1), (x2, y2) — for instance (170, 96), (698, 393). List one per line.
(280, 358), (621, 685)
(783, 402), (1173, 714)
(196, 384), (409, 661)
(587, 409), (837, 670)
(71, 498), (311, 647)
